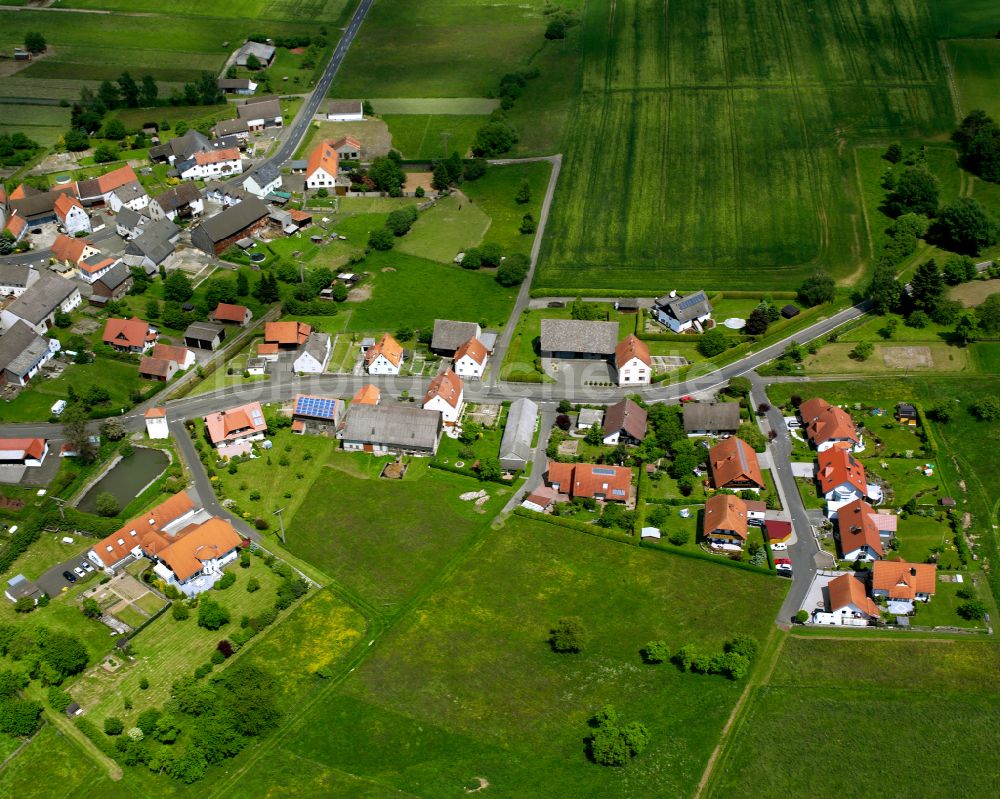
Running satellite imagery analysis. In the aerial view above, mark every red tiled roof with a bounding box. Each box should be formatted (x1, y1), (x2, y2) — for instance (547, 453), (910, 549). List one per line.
(150, 343), (190, 366)
(144, 407), (166, 418)
(423, 369), (463, 409)
(79, 255), (114, 275)
(8, 184), (33, 201)
(204, 401), (267, 445)
(827, 573), (880, 617)
(365, 332), (403, 367)
(545, 461), (632, 501)
(53, 192), (84, 221)
(332, 136), (361, 150)
(306, 140), (339, 179)
(709, 437), (764, 489)
(265, 320), (311, 345)
(194, 148), (239, 165)
(837, 498), (883, 558)
(93, 491), (196, 568)
(765, 520), (792, 542)
(800, 397), (858, 447)
(212, 302), (250, 323)
(455, 337), (487, 365)
(817, 447), (867, 495)
(257, 342), (279, 356)
(157, 517), (243, 582)
(50, 233), (88, 264)
(102, 316), (153, 349)
(4, 213), (27, 238)
(352, 384), (380, 405)
(872, 559), (937, 599)
(615, 334), (651, 368)
(139, 356), (174, 378)
(95, 165), (139, 195)
(0, 437), (46, 459)
(703, 493), (749, 541)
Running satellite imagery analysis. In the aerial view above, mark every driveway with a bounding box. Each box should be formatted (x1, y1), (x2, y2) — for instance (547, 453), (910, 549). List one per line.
(36, 551), (99, 597)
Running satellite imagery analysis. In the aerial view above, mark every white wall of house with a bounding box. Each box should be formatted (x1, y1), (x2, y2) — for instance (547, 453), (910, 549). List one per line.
(424, 393), (464, 425)
(293, 349), (330, 374)
(654, 308), (711, 333)
(342, 439), (389, 454)
(816, 435), (865, 453)
(180, 158), (242, 181)
(146, 417), (169, 439)
(0, 270), (39, 298)
(149, 198), (204, 222)
(61, 206), (91, 236)
(617, 356), (651, 386)
(306, 167), (337, 189)
(454, 353), (486, 379)
(107, 192), (149, 213)
(842, 546), (879, 562)
(243, 175), (281, 199)
(79, 262), (118, 285)
(366, 354), (400, 375)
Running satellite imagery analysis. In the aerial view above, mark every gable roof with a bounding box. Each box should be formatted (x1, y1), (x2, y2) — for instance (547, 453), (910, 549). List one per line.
(709, 437), (764, 488)
(193, 148), (240, 165)
(79, 253), (116, 276)
(800, 397), (858, 447)
(423, 369), (463, 409)
(332, 135), (362, 150)
(540, 319), (618, 355)
(204, 401), (267, 444)
(328, 100), (363, 116)
(340, 404), (441, 450)
(817, 447), (867, 495)
(499, 398), (538, 466)
(110, 181), (147, 205)
(53, 192), (84, 221)
(154, 181), (202, 212)
(545, 461), (631, 500)
(432, 319), (480, 352)
(218, 78), (253, 90)
(3, 272), (77, 325)
(50, 234), (89, 264)
(455, 336), (487, 365)
(0, 324), (50, 377)
(212, 302), (250, 323)
(92, 491), (196, 567)
(656, 290), (713, 323)
(837, 498), (884, 558)
(602, 398), (648, 441)
(139, 355), (174, 378)
(102, 316), (153, 349)
(365, 332), (403, 367)
(265, 320), (311, 345)
(150, 343), (190, 365)
(703, 493), (749, 540)
(4, 213), (27, 238)
(305, 140), (339, 178)
(826, 573), (880, 616)
(245, 162), (280, 188)
(293, 394), (342, 421)
(0, 263), (34, 288)
(0, 437), (46, 459)
(295, 331), (330, 364)
(872, 560), (937, 599)
(352, 384), (381, 405)
(237, 97), (281, 121)
(682, 401), (741, 432)
(156, 517), (244, 582)
(214, 118), (250, 138)
(193, 197), (269, 243)
(77, 165), (139, 200)
(614, 334), (651, 368)
(115, 206), (143, 230)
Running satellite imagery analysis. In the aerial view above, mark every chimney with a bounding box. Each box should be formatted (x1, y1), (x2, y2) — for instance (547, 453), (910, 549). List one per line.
(910, 567), (917, 576)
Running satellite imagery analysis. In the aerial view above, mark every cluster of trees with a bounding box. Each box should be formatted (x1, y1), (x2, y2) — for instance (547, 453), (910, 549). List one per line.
(954, 109), (1000, 184)
(0, 670), (42, 737)
(797, 272), (836, 307)
(348, 150), (406, 195)
(106, 663), (280, 783)
(587, 705), (650, 767)
(549, 616), (588, 653)
(430, 151), (488, 191)
(744, 298), (782, 335)
(24, 31), (46, 54)
(644, 504), (690, 545)
(543, 8), (580, 41)
(643, 633), (760, 681)
(879, 140), (997, 257)
(0, 623), (90, 687)
(0, 132), (41, 168)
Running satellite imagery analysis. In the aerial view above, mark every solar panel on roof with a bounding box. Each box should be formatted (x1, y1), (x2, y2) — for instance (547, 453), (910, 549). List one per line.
(593, 467), (616, 475)
(678, 294), (704, 309)
(294, 395), (338, 420)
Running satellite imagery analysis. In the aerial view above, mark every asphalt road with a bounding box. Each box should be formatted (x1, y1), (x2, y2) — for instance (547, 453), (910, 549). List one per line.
(232, 0), (374, 187)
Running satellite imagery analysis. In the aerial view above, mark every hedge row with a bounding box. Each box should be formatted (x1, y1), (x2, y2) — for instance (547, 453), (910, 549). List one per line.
(512, 508), (633, 544)
(503, 370), (547, 383)
(75, 717), (118, 758)
(913, 403), (939, 456)
(0, 522), (41, 575)
(427, 460), (516, 486)
(528, 288), (798, 300)
(123, 598), (173, 640)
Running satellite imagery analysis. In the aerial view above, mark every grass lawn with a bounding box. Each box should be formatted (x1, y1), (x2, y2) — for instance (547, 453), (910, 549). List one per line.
(801, 341), (973, 375)
(68, 556), (286, 728)
(868, 458), (947, 507)
(913, 578), (988, 628)
(383, 114), (485, 159)
(395, 193), (491, 264)
(893, 512), (960, 567)
(709, 637), (1000, 798)
(287, 452), (512, 613)
(274, 515), (786, 797)
(214, 427), (339, 526)
(340, 250), (517, 333)
(462, 161), (551, 256)
(946, 38), (1000, 120)
(0, 358), (159, 423)
(0, 724), (105, 799)
(241, 587), (367, 713)
(433, 414), (506, 480)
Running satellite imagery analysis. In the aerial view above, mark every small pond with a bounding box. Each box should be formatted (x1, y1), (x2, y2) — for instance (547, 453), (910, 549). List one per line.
(77, 447), (169, 515)
(249, 252), (266, 263)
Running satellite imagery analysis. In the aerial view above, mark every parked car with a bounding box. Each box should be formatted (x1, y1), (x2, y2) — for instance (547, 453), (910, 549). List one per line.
(73, 566), (85, 577)
(774, 557), (792, 566)
(786, 419), (801, 429)
(81, 561), (95, 573)
(62, 570), (77, 583)
(771, 543), (788, 551)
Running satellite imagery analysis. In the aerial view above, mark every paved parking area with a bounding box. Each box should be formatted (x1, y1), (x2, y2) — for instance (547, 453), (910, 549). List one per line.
(37, 551), (100, 596)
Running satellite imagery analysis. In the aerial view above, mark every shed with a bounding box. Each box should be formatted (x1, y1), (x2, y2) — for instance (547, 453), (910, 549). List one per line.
(184, 321), (226, 350)
(498, 398), (539, 471)
(781, 304), (800, 319)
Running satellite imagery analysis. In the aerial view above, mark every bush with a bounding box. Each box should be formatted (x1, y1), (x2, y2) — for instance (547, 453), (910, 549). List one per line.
(958, 599), (988, 620)
(367, 227), (394, 251)
(171, 602), (190, 621)
(588, 705), (650, 767)
(549, 616), (588, 653)
(139, 676), (149, 690)
(210, 650), (225, 665)
(214, 572), (236, 590)
(197, 597), (230, 630)
(794, 609), (809, 624)
(104, 717), (124, 736)
(697, 328), (730, 357)
(385, 205), (418, 237)
(641, 640), (670, 664)
(246, 577), (260, 593)
(95, 492), (120, 517)
(496, 253), (530, 286)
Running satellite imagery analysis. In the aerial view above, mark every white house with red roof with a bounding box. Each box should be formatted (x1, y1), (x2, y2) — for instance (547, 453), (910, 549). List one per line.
(145, 407), (169, 439)
(54, 194), (91, 236)
(204, 401), (267, 457)
(3, 212), (28, 244)
(331, 136), (362, 159)
(102, 317), (157, 353)
(178, 148), (243, 181)
(305, 140), (339, 190)
(365, 333), (404, 375)
(0, 437), (48, 467)
(453, 337), (488, 379)
(422, 369), (464, 425)
(615, 334), (652, 386)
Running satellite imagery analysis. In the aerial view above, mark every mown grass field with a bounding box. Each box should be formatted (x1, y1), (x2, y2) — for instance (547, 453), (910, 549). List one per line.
(382, 114), (485, 159)
(709, 637), (1000, 798)
(946, 39), (1000, 120)
(260, 516), (786, 797)
(536, 0), (955, 291)
(395, 193), (491, 263)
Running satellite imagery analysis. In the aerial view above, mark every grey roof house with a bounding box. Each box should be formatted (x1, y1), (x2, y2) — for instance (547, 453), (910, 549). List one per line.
(0, 272), (81, 335)
(190, 197), (270, 255)
(499, 398), (538, 470)
(123, 218), (179, 270)
(682, 402), (741, 435)
(540, 319), (619, 359)
(431, 320), (481, 354)
(653, 290), (713, 332)
(602, 398), (648, 444)
(0, 321), (53, 386)
(338, 404), (442, 455)
(235, 41), (276, 67)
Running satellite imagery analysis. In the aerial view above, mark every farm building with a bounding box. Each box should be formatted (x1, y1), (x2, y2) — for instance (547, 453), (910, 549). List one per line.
(338, 404), (442, 456)
(540, 319), (618, 360)
(499, 398), (538, 471)
(653, 290), (713, 333)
